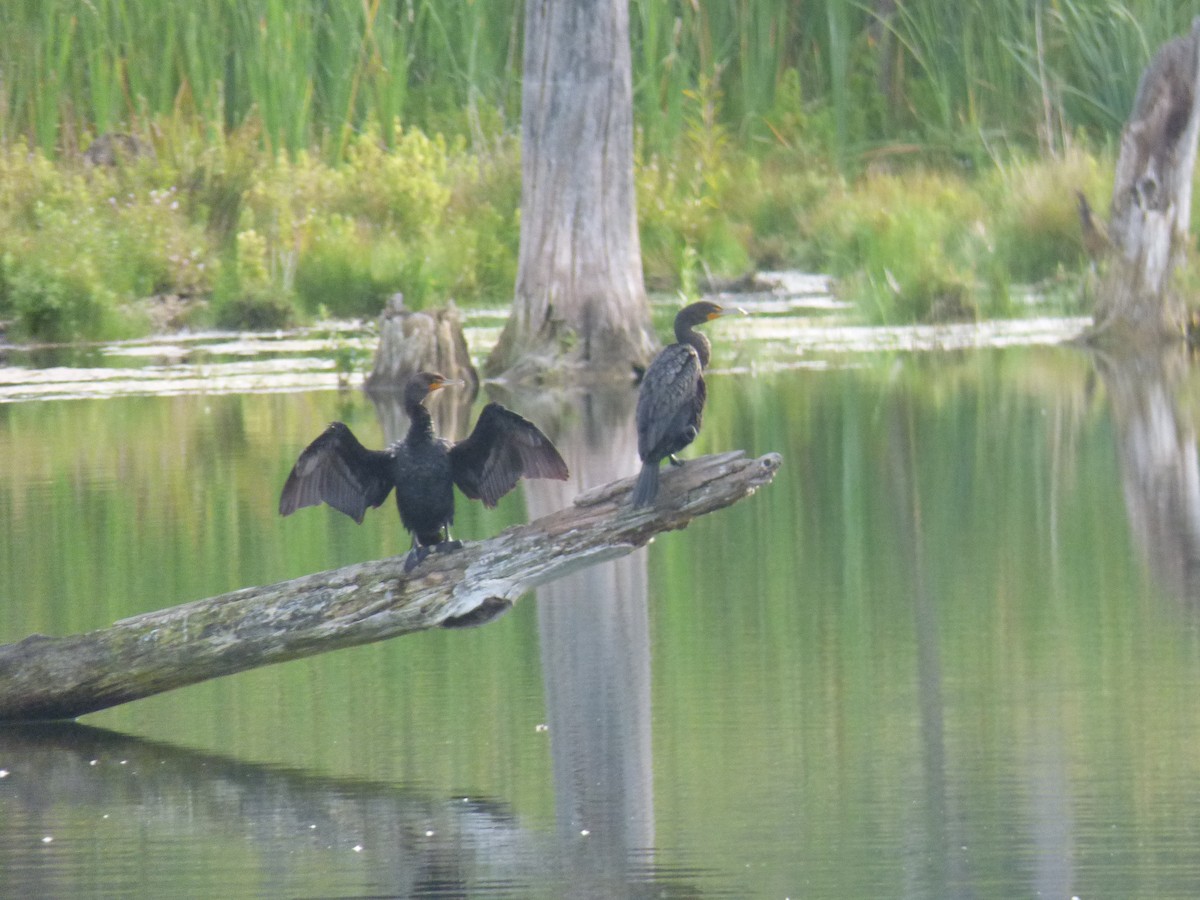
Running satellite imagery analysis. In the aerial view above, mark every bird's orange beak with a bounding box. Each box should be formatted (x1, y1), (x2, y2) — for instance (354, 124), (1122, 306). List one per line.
(707, 306), (747, 320)
(429, 377), (464, 392)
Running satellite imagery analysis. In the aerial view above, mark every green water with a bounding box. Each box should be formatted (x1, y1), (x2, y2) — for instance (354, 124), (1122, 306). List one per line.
(4, 345), (1200, 897)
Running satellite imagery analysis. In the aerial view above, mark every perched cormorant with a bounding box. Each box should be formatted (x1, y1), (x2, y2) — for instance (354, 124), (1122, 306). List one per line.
(279, 371), (569, 571)
(632, 301), (739, 507)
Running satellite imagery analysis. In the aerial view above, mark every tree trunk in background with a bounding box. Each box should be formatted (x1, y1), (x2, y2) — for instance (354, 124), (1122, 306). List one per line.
(485, 0), (656, 384)
(1089, 18), (1200, 346)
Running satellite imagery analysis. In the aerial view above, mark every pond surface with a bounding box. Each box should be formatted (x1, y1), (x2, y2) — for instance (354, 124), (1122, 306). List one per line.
(4, 295), (1200, 898)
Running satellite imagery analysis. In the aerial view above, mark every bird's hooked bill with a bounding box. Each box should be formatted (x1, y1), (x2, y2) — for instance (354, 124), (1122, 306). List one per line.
(711, 306), (749, 319)
(430, 378), (465, 391)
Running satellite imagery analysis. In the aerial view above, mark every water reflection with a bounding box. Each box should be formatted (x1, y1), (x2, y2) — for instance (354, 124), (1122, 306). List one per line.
(885, 399), (972, 896)
(0, 722), (540, 896)
(1095, 345), (1200, 605)
(886, 393), (1075, 897)
(518, 383), (657, 894)
(366, 375), (663, 893)
(18, 333), (1200, 895)
(0, 720), (707, 897)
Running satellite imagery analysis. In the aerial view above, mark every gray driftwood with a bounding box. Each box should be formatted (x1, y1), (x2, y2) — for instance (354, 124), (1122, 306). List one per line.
(1089, 18), (1200, 344)
(0, 451), (781, 721)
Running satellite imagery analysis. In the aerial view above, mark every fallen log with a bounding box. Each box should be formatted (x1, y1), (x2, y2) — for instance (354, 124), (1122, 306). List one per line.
(0, 450), (781, 721)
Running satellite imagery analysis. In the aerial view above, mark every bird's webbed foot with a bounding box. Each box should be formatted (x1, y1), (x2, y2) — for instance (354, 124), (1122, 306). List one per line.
(668, 454), (685, 467)
(403, 538), (465, 573)
(403, 545), (432, 573)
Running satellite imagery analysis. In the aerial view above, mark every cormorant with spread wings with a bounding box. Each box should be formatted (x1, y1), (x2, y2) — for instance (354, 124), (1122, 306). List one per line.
(280, 371), (569, 570)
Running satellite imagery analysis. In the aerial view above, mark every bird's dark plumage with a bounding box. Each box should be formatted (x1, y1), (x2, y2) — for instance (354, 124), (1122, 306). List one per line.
(280, 371), (569, 570)
(632, 301), (735, 507)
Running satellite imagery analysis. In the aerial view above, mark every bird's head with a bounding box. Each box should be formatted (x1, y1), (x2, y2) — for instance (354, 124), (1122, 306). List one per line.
(674, 300), (747, 335)
(406, 371), (463, 406)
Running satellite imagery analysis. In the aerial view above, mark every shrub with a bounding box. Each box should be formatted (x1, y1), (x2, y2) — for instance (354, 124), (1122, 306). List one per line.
(294, 218), (409, 319)
(987, 147), (1111, 283)
(802, 168), (1010, 322)
(211, 288), (295, 331)
(3, 256), (136, 342)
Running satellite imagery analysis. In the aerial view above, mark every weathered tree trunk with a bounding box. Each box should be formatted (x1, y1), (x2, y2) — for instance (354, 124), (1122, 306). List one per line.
(485, 0), (656, 383)
(365, 296), (478, 394)
(0, 451), (781, 721)
(1089, 18), (1200, 346)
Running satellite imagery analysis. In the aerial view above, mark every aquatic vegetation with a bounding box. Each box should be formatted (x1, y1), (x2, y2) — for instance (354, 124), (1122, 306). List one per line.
(0, 123), (1112, 340)
(800, 168), (1006, 323)
(0, 129), (525, 339)
(986, 145), (1112, 284)
(2, 0), (1176, 162)
(0, 0), (1163, 339)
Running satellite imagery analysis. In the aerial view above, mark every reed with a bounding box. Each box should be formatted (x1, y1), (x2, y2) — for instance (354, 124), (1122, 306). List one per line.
(1, 0), (1188, 162)
(0, 0), (1190, 341)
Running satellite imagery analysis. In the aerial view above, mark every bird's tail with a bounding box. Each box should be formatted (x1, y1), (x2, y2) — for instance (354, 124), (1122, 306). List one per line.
(631, 462), (659, 508)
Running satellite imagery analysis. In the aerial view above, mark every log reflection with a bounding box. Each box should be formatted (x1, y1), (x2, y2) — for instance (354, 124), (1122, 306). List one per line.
(0, 722), (536, 896)
(1096, 344), (1200, 604)
(0, 718), (699, 897)
(514, 383), (657, 893)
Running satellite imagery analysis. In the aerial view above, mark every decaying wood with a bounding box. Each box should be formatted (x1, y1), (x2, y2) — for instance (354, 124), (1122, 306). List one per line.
(0, 451), (782, 721)
(365, 297), (478, 394)
(485, 0), (656, 382)
(1089, 18), (1200, 345)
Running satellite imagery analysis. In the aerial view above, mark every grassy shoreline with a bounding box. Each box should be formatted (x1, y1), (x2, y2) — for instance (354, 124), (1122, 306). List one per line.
(4, 0), (1189, 343)
(0, 117), (1110, 344)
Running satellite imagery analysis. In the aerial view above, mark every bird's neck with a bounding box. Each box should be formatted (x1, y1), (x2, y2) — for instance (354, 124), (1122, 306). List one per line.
(677, 328), (711, 369)
(405, 402), (435, 443)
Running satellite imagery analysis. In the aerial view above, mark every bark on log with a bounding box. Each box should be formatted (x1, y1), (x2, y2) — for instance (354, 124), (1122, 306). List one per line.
(0, 451), (782, 721)
(1089, 18), (1200, 345)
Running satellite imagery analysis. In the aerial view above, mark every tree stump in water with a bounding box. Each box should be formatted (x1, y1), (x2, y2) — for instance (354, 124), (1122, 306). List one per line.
(365, 296), (478, 394)
(484, 0), (656, 384)
(1089, 18), (1200, 345)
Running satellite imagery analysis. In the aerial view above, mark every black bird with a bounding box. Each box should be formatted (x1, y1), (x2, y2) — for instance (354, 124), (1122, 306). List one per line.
(632, 301), (739, 507)
(279, 371), (569, 571)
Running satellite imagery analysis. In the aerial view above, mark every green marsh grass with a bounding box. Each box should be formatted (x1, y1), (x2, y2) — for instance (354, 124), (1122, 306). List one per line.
(4, 0), (1186, 160)
(987, 146), (1112, 285)
(0, 0), (1188, 337)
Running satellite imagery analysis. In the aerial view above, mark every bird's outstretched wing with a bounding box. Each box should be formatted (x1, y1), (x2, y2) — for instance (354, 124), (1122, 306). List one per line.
(279, 422), (395, 523)
(637, 344), (704, 460)
(449, 403), (569, 507)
